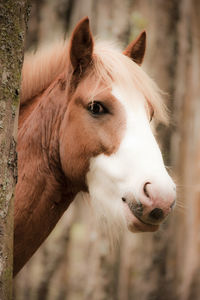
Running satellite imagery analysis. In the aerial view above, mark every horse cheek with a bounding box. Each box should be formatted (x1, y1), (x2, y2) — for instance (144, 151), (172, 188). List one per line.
(59, 120), (88, 191)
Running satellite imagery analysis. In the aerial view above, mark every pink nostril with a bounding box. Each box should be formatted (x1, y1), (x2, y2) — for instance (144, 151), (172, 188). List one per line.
(143, 182), (151, 198)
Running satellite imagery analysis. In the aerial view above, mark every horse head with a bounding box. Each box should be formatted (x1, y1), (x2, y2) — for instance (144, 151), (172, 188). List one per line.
(59, 17), (176, 237)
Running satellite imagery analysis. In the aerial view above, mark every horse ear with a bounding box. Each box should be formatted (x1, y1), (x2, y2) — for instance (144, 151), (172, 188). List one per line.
(69, 17), (93, 74)
(123, 31), (146, 65)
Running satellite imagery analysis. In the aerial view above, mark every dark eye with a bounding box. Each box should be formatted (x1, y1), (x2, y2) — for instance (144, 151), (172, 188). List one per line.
(87, 101), (107, 115)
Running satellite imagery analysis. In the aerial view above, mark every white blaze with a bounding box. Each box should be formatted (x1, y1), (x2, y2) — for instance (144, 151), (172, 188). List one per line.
(86, 85), (175, 238)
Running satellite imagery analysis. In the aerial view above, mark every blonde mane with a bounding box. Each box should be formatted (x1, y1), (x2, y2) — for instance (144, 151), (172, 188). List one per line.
(21, 41), (69, 104)
(21, 40), (167, 123)
(92, 42), (168, 123)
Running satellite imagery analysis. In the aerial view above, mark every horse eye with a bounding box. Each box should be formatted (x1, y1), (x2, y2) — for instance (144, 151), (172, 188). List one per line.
(87, 101), (107, 115)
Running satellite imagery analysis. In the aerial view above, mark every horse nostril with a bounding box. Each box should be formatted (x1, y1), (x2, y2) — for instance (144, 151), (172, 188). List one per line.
(143, 182), (151, 198)
(149, 208), (164, 221)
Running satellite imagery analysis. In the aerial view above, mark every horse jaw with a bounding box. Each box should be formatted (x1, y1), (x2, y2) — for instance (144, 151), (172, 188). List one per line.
(86, 85), (176, 240)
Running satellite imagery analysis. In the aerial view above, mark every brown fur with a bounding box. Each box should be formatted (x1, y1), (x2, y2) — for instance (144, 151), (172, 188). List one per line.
(15, 18), (167, 275)
(123, 31), (146, 65)
(15, 18), (126, 275)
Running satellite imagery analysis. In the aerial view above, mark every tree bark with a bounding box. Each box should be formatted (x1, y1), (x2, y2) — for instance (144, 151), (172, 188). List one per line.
(0, 1), (28, 298)
(171, 1), (200, 298)
(13, 1), (200, 299)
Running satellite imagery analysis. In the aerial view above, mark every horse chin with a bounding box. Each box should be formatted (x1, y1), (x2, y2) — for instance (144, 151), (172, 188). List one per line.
(123, 202), (159, 233)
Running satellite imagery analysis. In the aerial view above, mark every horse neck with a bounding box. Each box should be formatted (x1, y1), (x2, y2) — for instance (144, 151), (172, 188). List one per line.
(14, 75), (75, 275)
(19, 74), (73, 177)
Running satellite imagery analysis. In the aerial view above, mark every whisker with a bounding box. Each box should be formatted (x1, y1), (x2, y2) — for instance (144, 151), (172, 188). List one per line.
(175, 204), (186, 210)
(176, 184), (200, 188)
(165, 165), (173, 171)
(173, 207), (187, 216)
(175, 206), (186, 213)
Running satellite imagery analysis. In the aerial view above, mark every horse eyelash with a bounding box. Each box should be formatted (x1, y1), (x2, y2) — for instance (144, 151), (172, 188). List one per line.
(147, 102), (154, 122)
(150, 110), (154, 122)
(88, 100), (109, 114)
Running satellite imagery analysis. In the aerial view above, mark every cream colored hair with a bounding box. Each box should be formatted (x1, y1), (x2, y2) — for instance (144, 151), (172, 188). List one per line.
(21, 40), (168, 123)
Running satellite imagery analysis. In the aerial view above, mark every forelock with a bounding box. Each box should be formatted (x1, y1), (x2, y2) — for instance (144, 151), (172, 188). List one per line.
(92, 41), (168, 124)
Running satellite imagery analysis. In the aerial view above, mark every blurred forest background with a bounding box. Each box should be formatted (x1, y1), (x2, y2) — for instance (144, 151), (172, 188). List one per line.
(14, 0), (200, 299)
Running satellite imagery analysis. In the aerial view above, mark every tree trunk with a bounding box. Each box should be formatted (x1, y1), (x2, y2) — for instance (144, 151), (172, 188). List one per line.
(0, 1), (28, 298)
(171, 1), (200, 299)
(14, 1), (200, 299)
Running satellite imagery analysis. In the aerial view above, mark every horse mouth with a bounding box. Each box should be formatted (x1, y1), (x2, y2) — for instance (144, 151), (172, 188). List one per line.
(123, 202), (159, 233)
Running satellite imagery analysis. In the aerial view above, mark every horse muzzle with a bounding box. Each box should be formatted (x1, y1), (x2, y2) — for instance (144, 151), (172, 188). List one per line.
(122, 181), (176, 232)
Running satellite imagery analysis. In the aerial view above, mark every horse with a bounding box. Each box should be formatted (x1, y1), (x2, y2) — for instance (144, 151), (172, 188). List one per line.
(15, 17), (176, 276)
